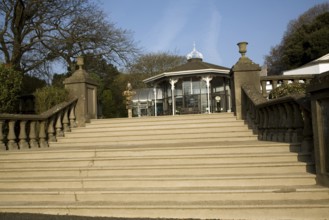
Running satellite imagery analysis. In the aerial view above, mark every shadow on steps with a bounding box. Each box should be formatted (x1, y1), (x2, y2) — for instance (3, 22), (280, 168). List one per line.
(0, 213), (203, 220)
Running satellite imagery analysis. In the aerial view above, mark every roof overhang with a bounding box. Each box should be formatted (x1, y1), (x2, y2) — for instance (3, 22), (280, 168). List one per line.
(143, 68), (230, 84)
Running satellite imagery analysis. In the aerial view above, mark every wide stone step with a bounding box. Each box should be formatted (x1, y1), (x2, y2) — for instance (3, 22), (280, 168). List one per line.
(0, 173), (317, 189)
(1, 200), (328, 220)
(0, 162), (314, 178)
(78, 120), (246, 131)
(56, 130), (256, 143)
(51, 136), (258, 148)
(0, 151), (310, 168)
(1, 186), (328, 202)
(2, 141), (301, 159)
(64, 126), (251, 138)
(88, 113), (236, 125)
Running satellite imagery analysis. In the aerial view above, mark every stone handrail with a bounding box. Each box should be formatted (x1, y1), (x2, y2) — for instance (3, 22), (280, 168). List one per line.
(0, 98), (78, 151)
(260, 74), (315, 98)
(242, 84), (313, 153)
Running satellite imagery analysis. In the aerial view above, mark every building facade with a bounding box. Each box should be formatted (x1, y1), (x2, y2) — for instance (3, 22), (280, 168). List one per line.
(132, 47), (232, 116)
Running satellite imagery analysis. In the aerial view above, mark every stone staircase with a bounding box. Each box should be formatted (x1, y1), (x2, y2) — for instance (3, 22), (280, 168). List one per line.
(0, 113), (328, 220)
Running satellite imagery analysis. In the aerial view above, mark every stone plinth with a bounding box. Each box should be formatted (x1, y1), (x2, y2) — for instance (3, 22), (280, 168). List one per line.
(230, 42), (261, 120)
(63, 57), (98, 127)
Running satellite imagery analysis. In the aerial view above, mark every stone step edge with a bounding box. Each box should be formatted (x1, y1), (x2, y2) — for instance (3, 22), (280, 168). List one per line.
(0, 152), (310, 163)
(51, 136), (259, 146)
(89, 114), (236, 123)
(2, 141), (300, 155)
(56, 131), (257, 141)
(2, 186), (328, 194)
(84, 121), (245, 129)
(68, 126), (250, 135)
(0, 173), (316, 182)
(0, 161), (314, 172)
(1, 202), (329, 209)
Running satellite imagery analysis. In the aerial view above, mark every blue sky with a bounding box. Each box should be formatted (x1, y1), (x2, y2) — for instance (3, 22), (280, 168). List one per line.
(98, 0), (328, 68)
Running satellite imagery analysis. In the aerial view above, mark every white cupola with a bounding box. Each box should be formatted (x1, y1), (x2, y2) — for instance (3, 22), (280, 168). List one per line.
(186, 43), (203, 61)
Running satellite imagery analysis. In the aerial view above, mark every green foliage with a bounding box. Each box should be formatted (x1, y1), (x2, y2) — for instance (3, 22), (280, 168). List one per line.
(22, 74), (47, 94)
(282, 12), (329, 70)
(101, 89), (116, 118)
(52, 73), (69, 88)
(269, 83), (307, 99)
(265, 3), (329, 75)
(0, 65), (22, 113)
(34, 86), (69, 114)
(83, 54), (126, 118)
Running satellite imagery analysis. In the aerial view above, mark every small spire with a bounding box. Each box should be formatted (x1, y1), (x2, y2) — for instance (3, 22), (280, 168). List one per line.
(186, 43), (203, 61)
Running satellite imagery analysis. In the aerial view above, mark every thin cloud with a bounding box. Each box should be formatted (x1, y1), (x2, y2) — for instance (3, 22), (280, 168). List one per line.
(148, 1), (197, 52)
(203, 7), (222, 64)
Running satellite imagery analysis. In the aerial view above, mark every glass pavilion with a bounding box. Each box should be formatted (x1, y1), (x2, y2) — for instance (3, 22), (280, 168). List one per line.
(132, 47), (232, 116)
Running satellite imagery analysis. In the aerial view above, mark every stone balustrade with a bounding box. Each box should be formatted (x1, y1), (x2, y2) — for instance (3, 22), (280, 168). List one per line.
(242, 84), (313, 153)
(260, 75), (315, 98)
(0, 98), (78, 151)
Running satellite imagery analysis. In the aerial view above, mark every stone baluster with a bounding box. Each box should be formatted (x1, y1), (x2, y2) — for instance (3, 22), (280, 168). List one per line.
(39, 120), (48, 148)
(18, 120), (29, 149)
(258, 108), (265, 140)
(300, 108), (313, 153)
(273, 106), (280, 141)
(272, 80), (278, 90)
(69, 105), (77, 128)
(62, 108), (71, 132)
(29, 121), (39, 148)
(284, 103), (294, 142)
(47, 116), (56, 142)
(252, 104), (259, 132)
(261, 80), (267, 98)
(267, 106), (274, 141)
(0, 120), (5, 150)
(7, 120), (18, 150)
(305, 78), (312, 84)
(263, 107), (269, 141)
(55, 113), (64, 137)
(277, 104), (286, 142)
(292, 103), (304, 143)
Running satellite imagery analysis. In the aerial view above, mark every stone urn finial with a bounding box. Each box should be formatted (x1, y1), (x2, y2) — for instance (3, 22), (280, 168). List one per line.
(237, 42), (248, 57)
(77, 56), (84, 70)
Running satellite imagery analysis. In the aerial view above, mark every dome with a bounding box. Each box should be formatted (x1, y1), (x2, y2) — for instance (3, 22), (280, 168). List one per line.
(186, 44), (203, 61)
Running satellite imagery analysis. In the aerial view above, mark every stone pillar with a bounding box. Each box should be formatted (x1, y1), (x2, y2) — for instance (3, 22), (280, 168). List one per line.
(230, 42), (261, 120)
(63, 56), (98, 127)
(307, 72), (329, 187)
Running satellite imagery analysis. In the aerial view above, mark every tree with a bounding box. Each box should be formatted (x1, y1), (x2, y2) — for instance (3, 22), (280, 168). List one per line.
(127, 51), (186, 89)
(0, 0), (139, 77)
(265, 3), (329, 75)
(21, 74), (47, 94)
(0, 64), (22, 113)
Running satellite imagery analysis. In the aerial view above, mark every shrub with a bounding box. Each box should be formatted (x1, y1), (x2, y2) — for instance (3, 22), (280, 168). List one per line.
(269, 83), (307, 99)
(34, 86), (69, 114)
(0, 65), (22, 113)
